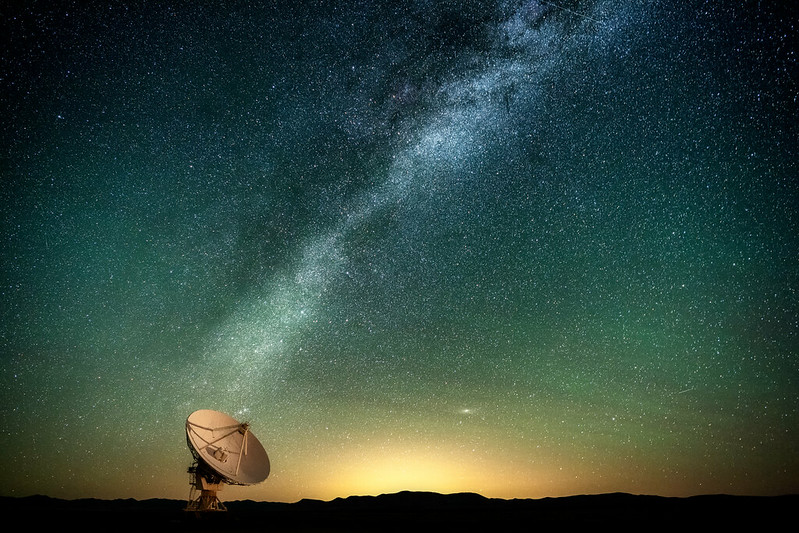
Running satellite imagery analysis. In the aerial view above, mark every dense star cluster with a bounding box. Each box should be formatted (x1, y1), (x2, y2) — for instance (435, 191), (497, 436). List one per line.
(1, 1), (796, 502)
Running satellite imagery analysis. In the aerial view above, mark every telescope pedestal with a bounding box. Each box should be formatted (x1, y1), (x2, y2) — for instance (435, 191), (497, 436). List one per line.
(185, 464), (227, 513)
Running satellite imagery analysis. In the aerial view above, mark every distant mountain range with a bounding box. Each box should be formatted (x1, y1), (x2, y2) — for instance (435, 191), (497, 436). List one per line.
(2, 491), (794, 531)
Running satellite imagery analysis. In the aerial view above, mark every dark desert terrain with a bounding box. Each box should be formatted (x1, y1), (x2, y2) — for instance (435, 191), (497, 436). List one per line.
(3, 491), (794, 531)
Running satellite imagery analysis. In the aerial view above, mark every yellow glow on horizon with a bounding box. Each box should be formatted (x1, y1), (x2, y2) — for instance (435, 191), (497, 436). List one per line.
(340, 455), (468, 495)
(312, 441), (546, 500)
(252, 430), (652, 503)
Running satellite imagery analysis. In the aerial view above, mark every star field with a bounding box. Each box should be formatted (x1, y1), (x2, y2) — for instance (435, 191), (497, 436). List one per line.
(1, 1), (797, 502)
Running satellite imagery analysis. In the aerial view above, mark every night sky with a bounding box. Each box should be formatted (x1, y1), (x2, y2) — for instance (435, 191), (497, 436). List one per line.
(2, 1), (797, 503)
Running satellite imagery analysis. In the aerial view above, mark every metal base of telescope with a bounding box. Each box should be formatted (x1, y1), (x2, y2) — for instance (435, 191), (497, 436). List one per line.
(185, 463), (227, 513)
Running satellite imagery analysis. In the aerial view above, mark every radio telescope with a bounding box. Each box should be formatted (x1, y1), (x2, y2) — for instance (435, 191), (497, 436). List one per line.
(184, 409), (271, 512)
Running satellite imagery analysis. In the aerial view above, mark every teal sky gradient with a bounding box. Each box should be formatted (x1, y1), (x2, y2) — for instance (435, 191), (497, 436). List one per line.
(2, 1), (796, 502)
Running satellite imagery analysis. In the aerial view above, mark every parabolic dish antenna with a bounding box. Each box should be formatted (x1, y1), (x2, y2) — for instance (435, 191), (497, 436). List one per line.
(184, 409), (270, 513)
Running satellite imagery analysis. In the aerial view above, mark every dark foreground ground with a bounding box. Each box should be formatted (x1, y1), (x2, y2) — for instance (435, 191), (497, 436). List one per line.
(2, 491), (795, 531)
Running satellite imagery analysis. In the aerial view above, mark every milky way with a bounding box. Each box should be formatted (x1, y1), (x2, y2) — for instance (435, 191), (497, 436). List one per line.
(2, 1), (796, 502)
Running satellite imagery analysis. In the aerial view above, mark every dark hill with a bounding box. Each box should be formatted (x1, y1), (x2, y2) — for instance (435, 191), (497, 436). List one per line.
(2, 491), (794, 531)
